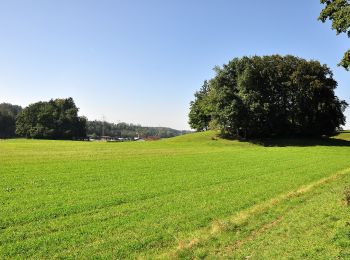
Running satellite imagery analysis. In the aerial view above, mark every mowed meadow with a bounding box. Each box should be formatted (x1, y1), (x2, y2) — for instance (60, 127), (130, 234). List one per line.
(1, 131), (350, 258)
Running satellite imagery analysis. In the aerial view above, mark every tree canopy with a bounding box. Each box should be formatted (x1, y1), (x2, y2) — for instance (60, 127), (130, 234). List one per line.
(319, 0), (350, 70)
(16, 98), (86, 139)
(188, 80), (212, 132)
(189, 55), (348, 138)
(0, 103), (22, 138)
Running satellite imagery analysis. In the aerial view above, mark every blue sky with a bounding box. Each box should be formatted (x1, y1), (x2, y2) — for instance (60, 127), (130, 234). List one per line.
(0, 0), (349, 130)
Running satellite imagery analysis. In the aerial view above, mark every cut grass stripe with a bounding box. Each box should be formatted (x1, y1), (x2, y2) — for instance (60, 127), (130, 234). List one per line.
(164, 167), (350, 258)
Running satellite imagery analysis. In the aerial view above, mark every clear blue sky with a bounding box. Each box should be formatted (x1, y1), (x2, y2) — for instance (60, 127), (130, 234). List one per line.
(1, 0), (349, 130)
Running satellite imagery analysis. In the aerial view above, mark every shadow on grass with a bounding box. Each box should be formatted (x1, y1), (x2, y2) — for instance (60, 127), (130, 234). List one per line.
(244, 137), (350, 147)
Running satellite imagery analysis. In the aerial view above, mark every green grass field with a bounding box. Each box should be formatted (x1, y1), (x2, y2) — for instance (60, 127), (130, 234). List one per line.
(1, 131), (350, 259)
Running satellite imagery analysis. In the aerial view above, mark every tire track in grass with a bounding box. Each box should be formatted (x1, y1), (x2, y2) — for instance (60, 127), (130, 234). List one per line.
(2, 159), (344, 258)
(162, 166), (350, 259)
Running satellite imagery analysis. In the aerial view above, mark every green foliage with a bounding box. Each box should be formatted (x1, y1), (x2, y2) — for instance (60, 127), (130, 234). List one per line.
(1, 131), (350, 258)
(87, 120), (187, 138)
(189, 55), (348, 138)
(0, 113), (16, 138)
(319, 0), (350, 70)
(188, 80), (212, 131)
(0, 103), (22, 138)
(15, 97), (86, 139)
(0, 103), (22, 117)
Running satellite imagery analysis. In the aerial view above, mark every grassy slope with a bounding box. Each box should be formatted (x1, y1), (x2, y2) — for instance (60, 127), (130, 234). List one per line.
(0, 132), (350, 258)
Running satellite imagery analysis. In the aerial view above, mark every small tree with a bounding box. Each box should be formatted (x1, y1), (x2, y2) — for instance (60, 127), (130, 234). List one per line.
(188, 81), (212, 131)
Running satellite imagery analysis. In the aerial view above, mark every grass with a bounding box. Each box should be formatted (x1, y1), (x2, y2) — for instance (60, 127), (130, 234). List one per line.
(1, 131), (350, 258)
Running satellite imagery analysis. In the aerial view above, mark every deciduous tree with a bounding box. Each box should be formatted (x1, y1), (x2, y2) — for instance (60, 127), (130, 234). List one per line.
(319, 0), (350, 70)
(16, 98), (86, 139)
(189, 55), (348, 138)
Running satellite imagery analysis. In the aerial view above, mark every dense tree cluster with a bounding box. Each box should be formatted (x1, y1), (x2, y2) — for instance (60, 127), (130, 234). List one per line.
(16, 98), (87, 139)
(0, 103), (22, 138)
(87, 120), (188, 139)
(189, 55), (348, 138)
(319, 0), (350, 70)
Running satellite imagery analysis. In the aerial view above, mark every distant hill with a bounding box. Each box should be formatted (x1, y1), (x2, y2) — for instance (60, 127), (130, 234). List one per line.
(87, 120), (191, 139)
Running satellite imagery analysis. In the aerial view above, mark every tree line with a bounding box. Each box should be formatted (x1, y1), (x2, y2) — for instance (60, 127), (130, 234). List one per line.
(0, 98), (187, 140)
(87, 121), (188, 139)
(15, 98), (86, 139)
(189, 55), (348, 138)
